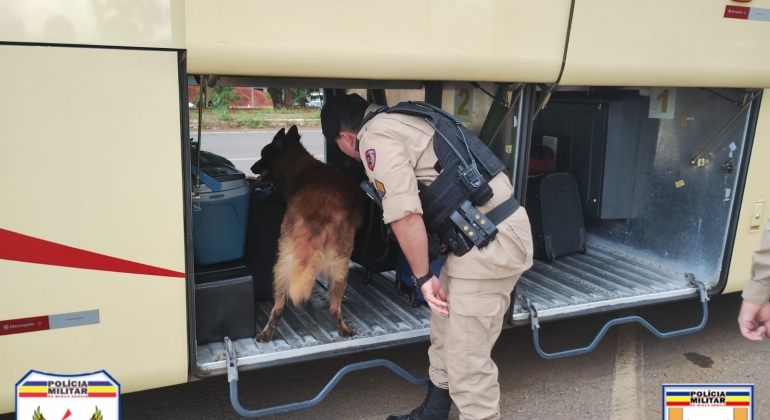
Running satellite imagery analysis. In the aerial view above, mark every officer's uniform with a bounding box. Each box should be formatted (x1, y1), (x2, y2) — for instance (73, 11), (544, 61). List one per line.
(357, 104), (534, 420)
(742, 217), (770, 304)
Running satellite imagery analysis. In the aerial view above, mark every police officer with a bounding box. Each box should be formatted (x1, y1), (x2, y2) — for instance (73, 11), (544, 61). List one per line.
(321, 93), (533, 420)
(738, 217), (770, 341)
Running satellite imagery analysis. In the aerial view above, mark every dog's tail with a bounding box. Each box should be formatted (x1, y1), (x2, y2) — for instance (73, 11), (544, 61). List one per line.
(287, 238), (325, 306)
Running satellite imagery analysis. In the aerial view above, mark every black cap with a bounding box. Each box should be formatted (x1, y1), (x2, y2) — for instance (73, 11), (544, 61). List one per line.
(321, 95), (345, 143)
(320, 94), (370, 143)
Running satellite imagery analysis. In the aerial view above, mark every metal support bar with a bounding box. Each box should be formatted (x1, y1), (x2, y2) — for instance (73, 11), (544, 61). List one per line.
(698, 88), (742, 107)
(470, 82), (507, 107)
(424, 81), (443, 107)
(225, 337), (428, 418)
(691, 89), (762, 166)
(524, 278), (710, 360)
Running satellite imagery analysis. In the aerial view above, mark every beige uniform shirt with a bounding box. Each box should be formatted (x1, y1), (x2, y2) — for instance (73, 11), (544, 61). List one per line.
(357, 104), (533, 280)
(742, 217), (770, 305)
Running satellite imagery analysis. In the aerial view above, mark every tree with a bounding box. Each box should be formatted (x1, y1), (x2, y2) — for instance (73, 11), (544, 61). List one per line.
(291, 88), (311, 107)
(266, 87), (313, 109)
(284, 89), (294, 109)
(267, 88), (284, 109)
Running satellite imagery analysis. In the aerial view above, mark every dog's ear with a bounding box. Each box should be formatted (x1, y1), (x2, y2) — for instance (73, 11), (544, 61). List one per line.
(285, 125), (301, 146)
(272, 127), (286, 151)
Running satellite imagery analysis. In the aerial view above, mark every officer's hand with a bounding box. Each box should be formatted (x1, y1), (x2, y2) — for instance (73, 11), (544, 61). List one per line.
(421, 276), (448, 317)
(738, 300), (770, 341)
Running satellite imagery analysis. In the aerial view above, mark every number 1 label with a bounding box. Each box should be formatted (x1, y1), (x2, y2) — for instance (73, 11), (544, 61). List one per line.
(649, 87), (676, 119)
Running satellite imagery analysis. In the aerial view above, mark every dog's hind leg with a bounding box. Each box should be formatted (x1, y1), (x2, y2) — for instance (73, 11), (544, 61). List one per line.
(256, 290), (285, 343)
(256, 238), (293, 343)
(326, 254), (356, 338)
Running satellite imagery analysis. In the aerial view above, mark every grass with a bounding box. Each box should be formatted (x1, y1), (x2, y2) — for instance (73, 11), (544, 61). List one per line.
(189, 107), (321, 130)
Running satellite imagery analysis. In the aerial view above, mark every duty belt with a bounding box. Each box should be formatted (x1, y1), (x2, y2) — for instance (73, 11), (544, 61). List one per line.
(441, 194), (520, 256)
(361, 180), (520, 258)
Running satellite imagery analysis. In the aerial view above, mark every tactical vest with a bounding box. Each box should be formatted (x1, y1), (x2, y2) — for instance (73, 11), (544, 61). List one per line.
(359, 101), (511, 240)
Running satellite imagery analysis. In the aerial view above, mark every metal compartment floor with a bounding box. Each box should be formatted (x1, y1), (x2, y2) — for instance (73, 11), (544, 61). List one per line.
(196, 242), (701, 375)
(510, 241), (699, 325)
(196, 264), (431, 376)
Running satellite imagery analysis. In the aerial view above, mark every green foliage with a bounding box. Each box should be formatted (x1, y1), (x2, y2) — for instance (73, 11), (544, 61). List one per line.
(291, 88), (311, 106)
(210, 86), (241, 108)
(213, 105), (231, 120)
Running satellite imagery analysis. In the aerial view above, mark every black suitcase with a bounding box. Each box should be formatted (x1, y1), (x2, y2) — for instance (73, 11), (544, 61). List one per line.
(525, 172), (586, 261)
(194, 265), (255, 344)
(243, 181), (287, 300)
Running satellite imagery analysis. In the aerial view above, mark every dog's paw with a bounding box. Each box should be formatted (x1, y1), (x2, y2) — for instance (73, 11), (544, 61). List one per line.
(338, 324), (356, 339)
(256, 330), (273, 343)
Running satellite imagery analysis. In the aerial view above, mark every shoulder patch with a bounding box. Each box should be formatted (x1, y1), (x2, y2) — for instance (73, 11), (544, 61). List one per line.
(365, 149), (376, 171)
(374, 179), (386, 198)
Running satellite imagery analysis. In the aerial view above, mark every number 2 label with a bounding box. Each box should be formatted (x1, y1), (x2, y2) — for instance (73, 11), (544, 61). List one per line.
(454, 83), (474, 123)
(649, 87), (676, 120)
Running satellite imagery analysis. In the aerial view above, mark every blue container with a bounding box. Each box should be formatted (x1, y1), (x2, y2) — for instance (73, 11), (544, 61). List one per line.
(192, 164), (251, 266)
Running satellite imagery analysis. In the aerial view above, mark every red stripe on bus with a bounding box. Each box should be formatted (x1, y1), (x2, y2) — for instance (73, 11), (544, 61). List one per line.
(87, 393), (117, 398)
(0, 228), (184, 278)
(18, 393), (48, 398)
(0, 315), (49, 336)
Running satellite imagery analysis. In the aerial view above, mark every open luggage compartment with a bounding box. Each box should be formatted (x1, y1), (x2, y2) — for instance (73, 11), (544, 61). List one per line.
(514, 86), (758, 326)
(188, 83), (759, 375)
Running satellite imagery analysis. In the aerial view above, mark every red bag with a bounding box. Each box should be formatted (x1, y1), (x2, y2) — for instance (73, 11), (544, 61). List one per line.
(528, 145), (556, 176)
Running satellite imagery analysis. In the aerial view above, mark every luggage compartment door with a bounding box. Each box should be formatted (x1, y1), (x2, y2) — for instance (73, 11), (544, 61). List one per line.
(0, 45), (187, 413)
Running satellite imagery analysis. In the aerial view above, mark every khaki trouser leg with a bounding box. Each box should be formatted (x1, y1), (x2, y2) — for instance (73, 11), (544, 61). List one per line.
(428, 269), (451, 389)
(426, 271), (519, 420)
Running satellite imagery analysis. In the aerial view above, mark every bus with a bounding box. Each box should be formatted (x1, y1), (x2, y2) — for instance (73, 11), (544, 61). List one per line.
(2, 0), (769, 416)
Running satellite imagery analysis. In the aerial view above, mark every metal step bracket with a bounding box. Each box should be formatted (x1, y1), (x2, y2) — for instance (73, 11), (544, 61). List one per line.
(224, 336), (429, 418)
(523, 274), (710, 360)
(226, 336), (238, 383)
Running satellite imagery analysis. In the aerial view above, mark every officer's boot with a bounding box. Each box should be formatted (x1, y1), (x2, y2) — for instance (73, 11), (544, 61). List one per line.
(386, 381), (452, 420)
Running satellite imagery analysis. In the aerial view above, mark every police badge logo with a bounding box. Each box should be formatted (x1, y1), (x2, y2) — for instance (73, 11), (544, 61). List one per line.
(662, 383), (753, 420)
(16, 370), (120, 420)
(365, 149), (376, 171)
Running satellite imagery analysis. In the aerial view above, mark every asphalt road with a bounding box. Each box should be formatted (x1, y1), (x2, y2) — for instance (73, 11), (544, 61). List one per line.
(191, 128), (327, 176)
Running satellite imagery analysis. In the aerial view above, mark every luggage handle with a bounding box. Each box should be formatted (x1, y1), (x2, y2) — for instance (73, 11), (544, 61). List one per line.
(521, 275), (709, 360)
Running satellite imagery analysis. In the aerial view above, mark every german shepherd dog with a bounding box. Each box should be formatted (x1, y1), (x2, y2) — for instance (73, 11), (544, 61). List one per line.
(251, 125), (363, 342)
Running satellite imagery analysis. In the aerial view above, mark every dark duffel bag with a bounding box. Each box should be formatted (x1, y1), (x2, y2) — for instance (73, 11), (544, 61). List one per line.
(525, 172), (586, 261)
(243, 181), (287, 300)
